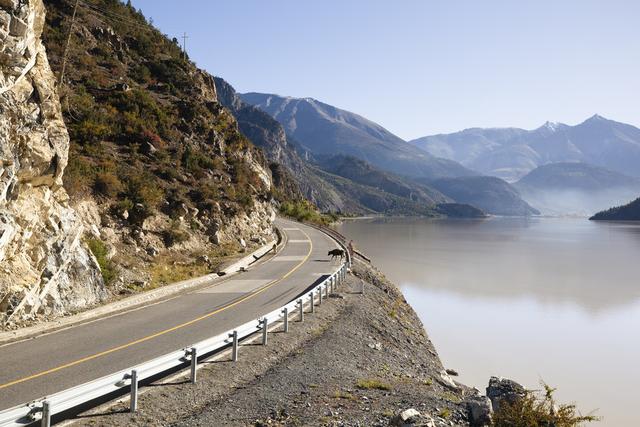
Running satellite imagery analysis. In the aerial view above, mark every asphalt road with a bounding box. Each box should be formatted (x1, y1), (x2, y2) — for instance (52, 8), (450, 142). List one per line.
(0, 218), (341, 410)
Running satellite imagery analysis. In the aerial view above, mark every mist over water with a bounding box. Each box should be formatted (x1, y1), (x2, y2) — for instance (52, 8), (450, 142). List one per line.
(337, 217), (640, 426)
(519, 188), (640, 217)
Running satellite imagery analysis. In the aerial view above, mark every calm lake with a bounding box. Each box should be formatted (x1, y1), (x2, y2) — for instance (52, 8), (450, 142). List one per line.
(336, 217), (640, 426)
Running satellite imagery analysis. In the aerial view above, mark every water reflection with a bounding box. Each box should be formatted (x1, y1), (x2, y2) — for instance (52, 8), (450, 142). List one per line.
(336, 217), (640, 425)
(338, 217), (640, 314)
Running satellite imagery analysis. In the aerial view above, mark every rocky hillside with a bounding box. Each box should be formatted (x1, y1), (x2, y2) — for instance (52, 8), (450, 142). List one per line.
(590, 197), (640, 221)
(410, 115), (640, 181)
(241, 92), (474, 180)
(0, 0), (105, 325)
(427, 176), (540, 216)
(0, 0), (279, 326)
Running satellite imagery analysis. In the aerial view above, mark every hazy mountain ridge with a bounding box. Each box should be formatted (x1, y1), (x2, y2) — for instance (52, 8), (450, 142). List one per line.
(514, 162), (640, 217)
(425, 176), (540, 216)
(317, 155), (449, 206)
(410, 115), (640, 181)
(240, 92), (475, 180)
(241, 91), (539, 217)
(515, 162), (640, 192)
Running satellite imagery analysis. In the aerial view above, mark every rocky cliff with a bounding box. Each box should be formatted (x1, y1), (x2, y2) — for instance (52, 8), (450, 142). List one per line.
(0, 0), (104, 325)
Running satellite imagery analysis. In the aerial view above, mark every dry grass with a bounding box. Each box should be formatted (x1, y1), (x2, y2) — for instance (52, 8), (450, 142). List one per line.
(356, 378), (392, 391)
(332, 390), (357, 401)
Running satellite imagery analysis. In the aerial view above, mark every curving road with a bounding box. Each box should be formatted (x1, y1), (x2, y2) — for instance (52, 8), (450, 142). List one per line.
(0, 218), (341, 410)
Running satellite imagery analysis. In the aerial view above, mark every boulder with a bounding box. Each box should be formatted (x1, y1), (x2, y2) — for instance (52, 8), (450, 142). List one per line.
(389, 409), (435, 427)
(486, 376), (526, 412)
(466, 395), (493, 426)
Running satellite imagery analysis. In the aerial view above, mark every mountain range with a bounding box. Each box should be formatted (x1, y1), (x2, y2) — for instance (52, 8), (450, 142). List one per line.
(240, 93), (474, 180)
(240, 92), (537, 216)
(409, 115), (640, 182)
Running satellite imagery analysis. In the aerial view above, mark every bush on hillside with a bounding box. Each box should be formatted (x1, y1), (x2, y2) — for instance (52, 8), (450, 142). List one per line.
(279, 200), (337, 225)
(493, 383), (598, 427)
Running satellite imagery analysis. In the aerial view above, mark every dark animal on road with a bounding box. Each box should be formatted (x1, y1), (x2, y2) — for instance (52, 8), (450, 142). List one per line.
(328, 248), (345, 261)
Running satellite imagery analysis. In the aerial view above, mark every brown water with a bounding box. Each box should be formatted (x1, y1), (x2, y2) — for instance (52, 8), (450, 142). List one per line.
(336, 217), (640, 426)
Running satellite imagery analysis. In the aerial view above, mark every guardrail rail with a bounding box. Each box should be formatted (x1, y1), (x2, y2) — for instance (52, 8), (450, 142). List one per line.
(0, 225), (350, 427)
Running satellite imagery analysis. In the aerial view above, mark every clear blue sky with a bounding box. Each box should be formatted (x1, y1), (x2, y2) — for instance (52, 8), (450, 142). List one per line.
(131, 0), (639, 140)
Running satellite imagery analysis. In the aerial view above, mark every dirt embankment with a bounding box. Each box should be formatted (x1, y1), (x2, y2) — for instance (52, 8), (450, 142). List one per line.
(74, 261), (473, 426)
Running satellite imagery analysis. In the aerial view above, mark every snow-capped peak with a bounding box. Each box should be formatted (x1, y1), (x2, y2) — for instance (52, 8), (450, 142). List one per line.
(542, 121), (560, 132)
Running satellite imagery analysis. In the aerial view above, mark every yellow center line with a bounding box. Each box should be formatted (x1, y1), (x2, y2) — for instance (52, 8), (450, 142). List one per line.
(0, 227), (313, 391)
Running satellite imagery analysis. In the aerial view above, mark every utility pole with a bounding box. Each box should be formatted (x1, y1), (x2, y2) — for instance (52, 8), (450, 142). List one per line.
(59, 0), (79, 88)
(181, 32), (188, 60)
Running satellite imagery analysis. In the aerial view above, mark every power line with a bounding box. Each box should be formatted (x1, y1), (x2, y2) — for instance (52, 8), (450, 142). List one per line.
(75, 0), (186, 53)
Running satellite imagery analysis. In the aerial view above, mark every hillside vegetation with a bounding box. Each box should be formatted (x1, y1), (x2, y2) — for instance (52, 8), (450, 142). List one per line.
(590, 197), (640, 221)
(41, 0), (276, 294)
(44, 0), (269, 223)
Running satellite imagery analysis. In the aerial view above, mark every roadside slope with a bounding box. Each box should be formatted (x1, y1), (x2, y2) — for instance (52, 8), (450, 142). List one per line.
(80, 261), (472, 427)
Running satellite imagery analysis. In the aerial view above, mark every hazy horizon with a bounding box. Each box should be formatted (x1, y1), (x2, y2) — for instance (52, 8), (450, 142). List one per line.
(131, 0), (639, 140)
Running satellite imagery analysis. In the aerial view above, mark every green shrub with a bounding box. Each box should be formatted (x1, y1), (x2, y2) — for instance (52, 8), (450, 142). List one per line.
(162, 220), (189, 247)
(279, 200), (335, 225)
(74, 120), (111, 145)
(63, 155), (95, 198)
(93, 171), (123, 197)
(355, 378), (392, 391)
(493, 383), (599, 427)
(86, 238), (117, 284)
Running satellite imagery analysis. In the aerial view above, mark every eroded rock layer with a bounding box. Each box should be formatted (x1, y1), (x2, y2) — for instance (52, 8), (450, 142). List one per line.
(0, 0), (104, 325)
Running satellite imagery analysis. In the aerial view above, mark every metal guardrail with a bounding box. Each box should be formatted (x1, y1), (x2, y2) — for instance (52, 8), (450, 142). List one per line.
(0, 228), (350, 427)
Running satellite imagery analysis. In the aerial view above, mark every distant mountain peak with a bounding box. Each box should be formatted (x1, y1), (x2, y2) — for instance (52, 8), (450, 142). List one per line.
(584, 114), (608, 123)
(540, 121), (562, 132)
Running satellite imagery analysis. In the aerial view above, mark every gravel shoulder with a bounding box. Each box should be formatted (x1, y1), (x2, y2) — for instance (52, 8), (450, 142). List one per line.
(70, 260), (472, 426)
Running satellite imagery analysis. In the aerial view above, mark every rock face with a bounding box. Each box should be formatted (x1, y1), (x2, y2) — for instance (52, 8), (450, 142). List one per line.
(0, 0), (104, 325)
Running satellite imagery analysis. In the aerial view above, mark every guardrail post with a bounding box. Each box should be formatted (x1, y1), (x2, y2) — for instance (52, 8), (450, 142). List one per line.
(282, 307), (289, 332)
(231, 331), (238, 361)
(41, 401), (51, 427)
(190, 347), (197, 384)
(261, 318), (268, 345)
(298, 298), (304, 322)
(130, 369), (138, 413)
(325, 282), (329, 298)
(361, 279), (365, 295)
(309, 292), (315, 313)
(318, 287), (322, 305)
